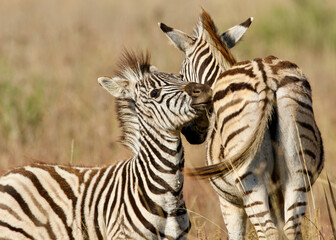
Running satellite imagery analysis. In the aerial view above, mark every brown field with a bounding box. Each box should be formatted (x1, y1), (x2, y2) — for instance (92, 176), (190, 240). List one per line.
(1, 0), (336, 239)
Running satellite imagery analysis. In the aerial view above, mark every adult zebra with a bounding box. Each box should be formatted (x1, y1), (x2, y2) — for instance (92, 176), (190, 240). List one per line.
(0, 50), (212, 240)
(159, 10), (324, 240)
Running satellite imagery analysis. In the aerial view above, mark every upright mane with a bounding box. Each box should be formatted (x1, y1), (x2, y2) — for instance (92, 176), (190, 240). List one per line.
(115, 50), (152, 82)
(195, 9), (236, 69)
(114, 50), (152, 154)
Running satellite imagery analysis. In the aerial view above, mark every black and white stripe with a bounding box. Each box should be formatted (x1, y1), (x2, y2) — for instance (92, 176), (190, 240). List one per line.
(160, 10), (323, 240)
(0, 51), (212, 240)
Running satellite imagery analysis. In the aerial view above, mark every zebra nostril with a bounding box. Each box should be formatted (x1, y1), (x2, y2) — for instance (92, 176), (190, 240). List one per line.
(185, 82), (212, 99)
(192, 89), (201, 96)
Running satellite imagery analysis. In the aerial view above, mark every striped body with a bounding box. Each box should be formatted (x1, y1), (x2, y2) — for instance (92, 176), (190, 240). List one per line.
(0, 160), (186, 240)
(208, 56), (323, 239)
(0, 51), (212, 240)
(160, 11), (324, 239)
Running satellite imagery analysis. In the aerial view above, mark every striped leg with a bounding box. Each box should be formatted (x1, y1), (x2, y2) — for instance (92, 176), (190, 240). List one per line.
(238, 132), (278, 239)
(278, 125), (308, 239)
(219, 197), (247, 240)
(282, 182), (306, 240)
(275, 84), (318, 239)
(237, 174), (279, 240)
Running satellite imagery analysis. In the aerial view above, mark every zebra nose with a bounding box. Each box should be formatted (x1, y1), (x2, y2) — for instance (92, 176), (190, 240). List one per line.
(185, 82), (212, 99)
(192, 88), (201, 97)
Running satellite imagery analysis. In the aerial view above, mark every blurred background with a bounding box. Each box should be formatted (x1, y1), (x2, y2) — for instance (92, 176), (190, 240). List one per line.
(0, 0), (335, 238)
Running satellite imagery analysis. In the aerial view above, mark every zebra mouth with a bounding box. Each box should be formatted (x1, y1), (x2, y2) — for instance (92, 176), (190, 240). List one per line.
(191, 101), (212, 111)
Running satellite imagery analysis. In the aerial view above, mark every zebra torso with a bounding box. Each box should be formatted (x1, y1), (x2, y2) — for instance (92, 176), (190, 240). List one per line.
(0, 51), (212, 240)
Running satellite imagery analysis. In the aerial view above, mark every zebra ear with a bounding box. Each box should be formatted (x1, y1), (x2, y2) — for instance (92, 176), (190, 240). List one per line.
(98, 76), (134, 99)
(158, 22), (194, 53)
(220, 17), (253, 48)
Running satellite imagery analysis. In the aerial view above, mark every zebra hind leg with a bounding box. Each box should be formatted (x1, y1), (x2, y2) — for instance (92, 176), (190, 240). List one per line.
(238, 174), (279, 240)
(282, 183), (308, 240)
(219, 197), (247, 240)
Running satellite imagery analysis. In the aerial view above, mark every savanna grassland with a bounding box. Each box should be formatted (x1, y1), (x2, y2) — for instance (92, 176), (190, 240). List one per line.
(0, 0), (336, 239)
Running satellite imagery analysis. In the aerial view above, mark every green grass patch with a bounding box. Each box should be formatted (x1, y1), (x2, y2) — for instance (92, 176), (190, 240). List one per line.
(0, 66), (46, 143)
(255, 0), (336, 52)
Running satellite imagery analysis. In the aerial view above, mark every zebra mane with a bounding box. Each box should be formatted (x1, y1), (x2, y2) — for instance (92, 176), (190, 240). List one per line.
(116, 98), (139, 154)
(195, 9), (236, 69)
(115, 50), (152, 82)
(114, 50), (152, 154)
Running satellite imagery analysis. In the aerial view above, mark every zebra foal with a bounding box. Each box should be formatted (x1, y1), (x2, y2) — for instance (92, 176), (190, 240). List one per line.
(0, 51), (212, 240)
(160, 10), (324, 240)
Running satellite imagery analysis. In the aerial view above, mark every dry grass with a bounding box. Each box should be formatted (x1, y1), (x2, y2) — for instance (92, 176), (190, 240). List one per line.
(0, 0), (336, 239)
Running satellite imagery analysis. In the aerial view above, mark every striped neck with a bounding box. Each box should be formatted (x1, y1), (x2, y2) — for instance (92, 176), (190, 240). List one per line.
(137, 119), (183, 168)
(200, 31), (235, 73)
(116, 98), (140, 154)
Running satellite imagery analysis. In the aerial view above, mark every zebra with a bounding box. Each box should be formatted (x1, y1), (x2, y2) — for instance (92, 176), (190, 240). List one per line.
(159, 10), (324, 240)
(0, 50), (212, 240)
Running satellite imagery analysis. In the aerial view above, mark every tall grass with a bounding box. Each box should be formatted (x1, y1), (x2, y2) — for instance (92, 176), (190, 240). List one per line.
(0, 0), (335, 238)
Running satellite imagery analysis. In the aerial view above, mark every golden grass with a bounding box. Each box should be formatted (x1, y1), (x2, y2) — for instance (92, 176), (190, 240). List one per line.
(0, 0), (336, 239)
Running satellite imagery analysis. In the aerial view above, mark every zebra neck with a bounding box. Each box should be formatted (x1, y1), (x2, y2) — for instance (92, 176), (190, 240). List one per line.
(137, 122), (184, 169)
(200, 32), (235, 73)
(189, 37), (230, 87)
(116, 98), (140, 154)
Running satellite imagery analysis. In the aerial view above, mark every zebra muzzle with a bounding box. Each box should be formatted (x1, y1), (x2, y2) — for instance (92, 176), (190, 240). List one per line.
(184, 82), (212, 111)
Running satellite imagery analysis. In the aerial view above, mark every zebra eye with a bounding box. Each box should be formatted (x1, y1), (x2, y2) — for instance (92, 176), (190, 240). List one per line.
(150, 88), (161, 98)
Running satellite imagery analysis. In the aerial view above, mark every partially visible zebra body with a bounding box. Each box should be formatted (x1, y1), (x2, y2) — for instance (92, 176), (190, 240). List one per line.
(0, 51), (212, 240)
(160, 10), (324, 240)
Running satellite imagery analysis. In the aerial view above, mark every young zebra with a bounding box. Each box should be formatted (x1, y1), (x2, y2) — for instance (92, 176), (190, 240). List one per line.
(160, 10), (324, 240)
(0, 51), (212, 240)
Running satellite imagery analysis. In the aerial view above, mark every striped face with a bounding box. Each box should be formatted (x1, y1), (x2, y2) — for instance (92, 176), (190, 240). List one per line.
(136, 72), (212, 131)
(99, 72), (212, 133)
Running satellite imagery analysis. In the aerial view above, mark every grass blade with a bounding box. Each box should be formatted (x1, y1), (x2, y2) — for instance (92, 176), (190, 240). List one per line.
(327, 175), (336, 214)
(324, 187), (336, 238)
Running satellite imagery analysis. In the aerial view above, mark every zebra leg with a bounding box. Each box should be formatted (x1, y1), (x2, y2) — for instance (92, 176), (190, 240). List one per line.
(236, 132), (278, 239)
(219, 196), (247, 240)
(282, 182), (306, 240)
(238, 175), (279, 240)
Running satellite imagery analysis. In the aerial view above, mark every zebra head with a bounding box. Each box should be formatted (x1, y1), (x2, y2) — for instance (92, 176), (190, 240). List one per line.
(159, 10), (252, 144)
(98, 50), (212, 139)
(159, 9), (253, 87)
